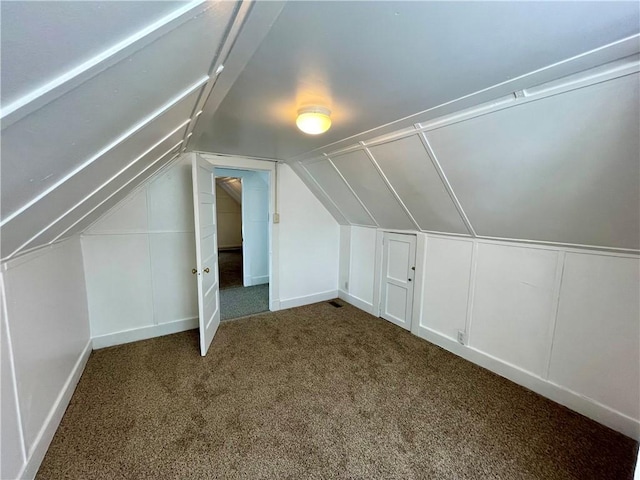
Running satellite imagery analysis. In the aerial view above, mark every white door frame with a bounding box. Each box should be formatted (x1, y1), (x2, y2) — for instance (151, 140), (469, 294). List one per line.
(197, 153), (280, 311)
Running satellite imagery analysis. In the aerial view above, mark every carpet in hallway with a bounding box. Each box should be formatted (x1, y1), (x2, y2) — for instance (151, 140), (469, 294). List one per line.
(36, 301), (638, 480)
(220, 283), (269, 320)
(218, 248), (243, 290)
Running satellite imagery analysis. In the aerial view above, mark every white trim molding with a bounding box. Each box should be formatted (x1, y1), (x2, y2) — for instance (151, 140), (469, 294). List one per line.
(279, 289), (339, 310)
(92, 317), (198, 350)
(338, 290), (375, 316)
(19, 340), (93, 480)
(416, 325), (639, 440)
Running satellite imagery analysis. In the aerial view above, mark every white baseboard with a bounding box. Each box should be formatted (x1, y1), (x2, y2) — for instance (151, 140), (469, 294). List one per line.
(416, 325), (640, 440)
(92, 317), (198, 349)
(338, 290), (375, 315)
(279, 289), (339, 310)
(244, 274), (269, 287)
(20, 339), (93, 480)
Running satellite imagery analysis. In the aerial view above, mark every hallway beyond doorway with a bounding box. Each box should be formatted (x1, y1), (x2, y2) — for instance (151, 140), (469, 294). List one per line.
(220, 284), (269, 321)
(219, 249), (243, 290)
(218, 248), (269, 320)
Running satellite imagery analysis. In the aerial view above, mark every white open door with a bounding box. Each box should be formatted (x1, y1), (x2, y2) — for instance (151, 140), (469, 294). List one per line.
(380, 232), (416, 330)
(192, 154), (221, 356)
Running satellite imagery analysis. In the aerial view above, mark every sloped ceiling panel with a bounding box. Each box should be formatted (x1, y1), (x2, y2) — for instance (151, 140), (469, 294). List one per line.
(1, 1), (241, 260)
(193, 1), (640, 160)
(5, 127), (188, 257)
(0, 1), (185, 107)
(216, 178), (242, 205)
(53, 150), (183, 245)
(303, 159), (374, 226)
(367, 135), (469, 234)
(427, 72), (640, 250)
(330, 151), (415, 231)
(1, 89), (199, 258)
(288, 162), (348, 225)
(1, 7), (231, 219)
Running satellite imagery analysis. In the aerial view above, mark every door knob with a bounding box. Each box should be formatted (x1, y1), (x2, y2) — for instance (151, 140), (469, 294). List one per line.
(204, 267), (210, 274)
(192, 268), (197, 274)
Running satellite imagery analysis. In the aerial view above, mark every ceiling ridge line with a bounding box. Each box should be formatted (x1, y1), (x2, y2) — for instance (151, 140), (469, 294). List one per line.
(0, 76), (208, 229)
(1, 0), (209, 128)
(183, 1), (255, 152)
(417, 132), (476, 237)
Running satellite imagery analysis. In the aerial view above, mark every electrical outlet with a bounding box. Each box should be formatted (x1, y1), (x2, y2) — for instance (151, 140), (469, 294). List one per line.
(457, 330), (465, 345)
(344, 281), (349, 290)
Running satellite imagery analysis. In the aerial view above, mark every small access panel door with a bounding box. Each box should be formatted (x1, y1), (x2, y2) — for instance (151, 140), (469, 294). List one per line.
(380, 232), (416, 330)
(192, 154), (221, 356)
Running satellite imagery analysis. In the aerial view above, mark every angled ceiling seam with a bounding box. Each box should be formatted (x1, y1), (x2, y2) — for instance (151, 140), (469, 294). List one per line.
(415, 133), (476, 236)
(182, 1), (253, 152)
(1, 0), (210, 128)
(0, 76), (208, 229)
(326, 157), (379, 228)
(361, 146), (421, 231)
(54, 147), (184, 245)
(295, 162), (349, 226)
(6, 121), (191, 259)
(190, 1), (286, 149)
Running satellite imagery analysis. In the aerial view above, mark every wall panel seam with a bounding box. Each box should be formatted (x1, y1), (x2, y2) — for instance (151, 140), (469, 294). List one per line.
(0, 274), (28, 465)
(464, 240), (479, 343)
(544, 251), (567, 380)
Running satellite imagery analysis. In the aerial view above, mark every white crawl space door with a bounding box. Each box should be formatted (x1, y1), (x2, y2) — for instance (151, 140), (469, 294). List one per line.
(380, 232), (416, 330)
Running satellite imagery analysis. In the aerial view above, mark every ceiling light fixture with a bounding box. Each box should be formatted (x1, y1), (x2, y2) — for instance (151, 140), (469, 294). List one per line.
(296, 106), (332, 135)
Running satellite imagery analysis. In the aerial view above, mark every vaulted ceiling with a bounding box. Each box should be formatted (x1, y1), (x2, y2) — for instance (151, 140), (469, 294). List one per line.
(2, 1), (639, 261)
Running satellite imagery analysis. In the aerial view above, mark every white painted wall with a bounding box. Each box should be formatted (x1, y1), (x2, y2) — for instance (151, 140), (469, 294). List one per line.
(340, 227), (640, 439)
(1, 237), (91, 479)
(277, 163), (340, 308)
(82, 157), (340, 344)
(82, 157), (198, 348)
(339, 225), (377, 313)
(215, 184), (242, 249)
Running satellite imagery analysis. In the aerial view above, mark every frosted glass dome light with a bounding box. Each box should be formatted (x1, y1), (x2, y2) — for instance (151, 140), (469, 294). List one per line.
(296, 106), (332, 135)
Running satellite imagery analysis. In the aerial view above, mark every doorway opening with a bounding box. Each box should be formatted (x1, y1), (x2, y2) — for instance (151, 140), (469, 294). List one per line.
(215, 167), (269, 321)
(216, 176), (244, 289)
(192, 153), (279, 356)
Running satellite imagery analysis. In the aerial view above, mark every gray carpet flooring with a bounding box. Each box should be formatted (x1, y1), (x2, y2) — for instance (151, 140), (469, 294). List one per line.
(220, 283), (269, 320)
(218, 249), (243, 290)
(36, 301), (638, 479)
